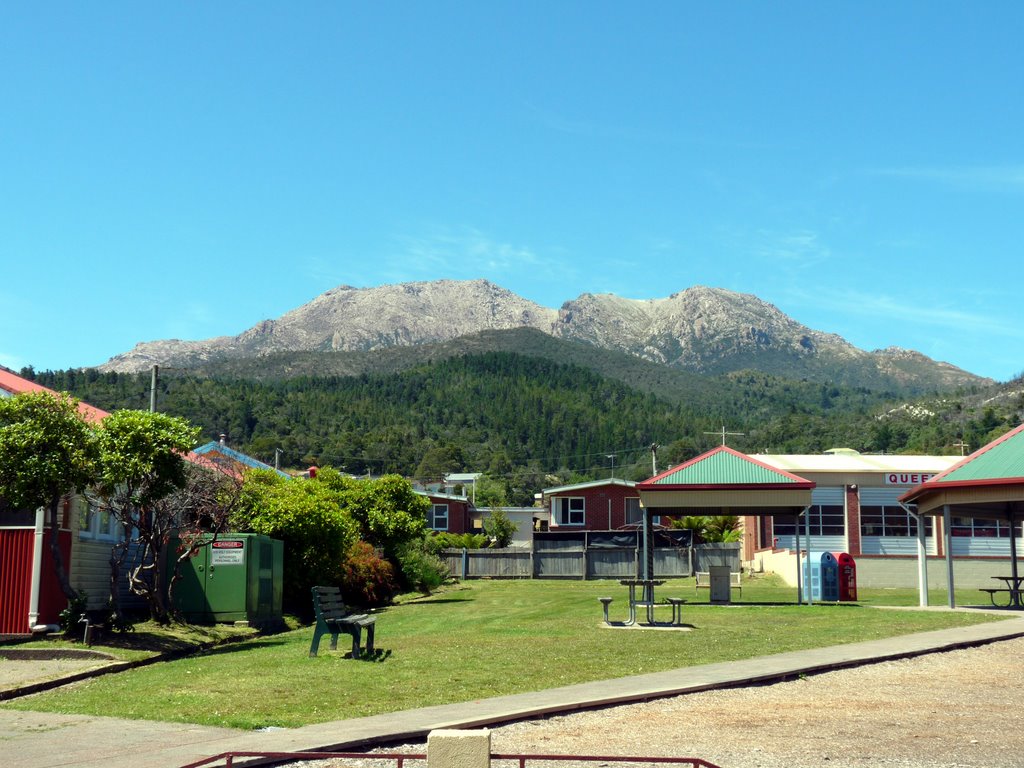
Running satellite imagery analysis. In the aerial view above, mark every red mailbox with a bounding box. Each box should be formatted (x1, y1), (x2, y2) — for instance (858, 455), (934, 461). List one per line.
(834, 552), (857, 601)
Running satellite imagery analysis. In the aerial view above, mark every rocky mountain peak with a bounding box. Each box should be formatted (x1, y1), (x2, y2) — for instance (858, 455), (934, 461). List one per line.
(95, 279), (989, 392)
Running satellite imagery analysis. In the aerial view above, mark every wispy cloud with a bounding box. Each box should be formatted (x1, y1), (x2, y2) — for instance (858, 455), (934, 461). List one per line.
(753, 229), (832, 268)
(299, 227), (573, 297)
(869, 165), (1024, 190)
(792, 287), (1023, 339)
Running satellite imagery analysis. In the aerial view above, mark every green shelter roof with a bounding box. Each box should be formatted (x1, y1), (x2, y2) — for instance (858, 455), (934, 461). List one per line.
(639, 445), (815, 489)
(937, 423), (1024, 483)
(901, 423), (1024, 506)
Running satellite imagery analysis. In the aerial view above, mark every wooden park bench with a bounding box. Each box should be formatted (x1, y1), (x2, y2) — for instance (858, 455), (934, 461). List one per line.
(694, 570), (743, 595)
(309, 586), (377, 658)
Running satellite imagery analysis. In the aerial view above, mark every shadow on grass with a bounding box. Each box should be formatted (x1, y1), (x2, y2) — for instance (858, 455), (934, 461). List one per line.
(355, 648), (392, 663)
(196, 639), (292, 657)
(396, 598), (475, 606)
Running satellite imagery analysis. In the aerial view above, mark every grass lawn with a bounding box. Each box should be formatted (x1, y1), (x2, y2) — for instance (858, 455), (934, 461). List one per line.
(1, 575), (1010, 730)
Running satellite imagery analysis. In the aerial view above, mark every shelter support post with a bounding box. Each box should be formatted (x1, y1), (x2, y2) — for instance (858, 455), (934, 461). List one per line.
(943, 504), (955, 609)
(1008, 504), (1019, 605)
(794, 512), (802, 605)
(805, 505), (813, 606)
(902, 502), (929, 607)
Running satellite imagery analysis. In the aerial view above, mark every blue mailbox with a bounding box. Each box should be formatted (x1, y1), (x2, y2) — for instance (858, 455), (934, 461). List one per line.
(802, 551), (840, 602)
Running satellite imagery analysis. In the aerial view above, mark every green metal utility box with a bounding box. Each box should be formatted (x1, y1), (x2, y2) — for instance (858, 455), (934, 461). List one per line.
(170, 534), (283, 624)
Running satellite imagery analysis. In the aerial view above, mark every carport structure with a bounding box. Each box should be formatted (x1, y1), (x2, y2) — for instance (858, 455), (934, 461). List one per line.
(901, 422), (1024, 608)
(637, 445), (816, 603)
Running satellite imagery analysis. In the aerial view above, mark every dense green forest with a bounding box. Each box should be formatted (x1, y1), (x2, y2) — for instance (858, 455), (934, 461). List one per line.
(27, 351), (1023, 506)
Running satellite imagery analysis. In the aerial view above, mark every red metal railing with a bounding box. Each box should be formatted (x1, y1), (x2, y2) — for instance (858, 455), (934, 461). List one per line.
(181, 751), (722, 768)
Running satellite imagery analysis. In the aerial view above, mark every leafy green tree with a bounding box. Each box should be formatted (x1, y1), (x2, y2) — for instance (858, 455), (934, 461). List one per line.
(236, 468), (360, 614)
(93, 410), (201, 624)
(473, 475), (508, 507)
(482, 508), (518, 547)
(321, 471), (429, 560)
(0, 392), (99, 600)
(671, 514), (741, 543)
(414, 442), (464, 482)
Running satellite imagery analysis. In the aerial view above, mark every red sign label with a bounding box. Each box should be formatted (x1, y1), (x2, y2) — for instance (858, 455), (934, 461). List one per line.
(885, 473), (934, 486)
(212, 540), (244, 549)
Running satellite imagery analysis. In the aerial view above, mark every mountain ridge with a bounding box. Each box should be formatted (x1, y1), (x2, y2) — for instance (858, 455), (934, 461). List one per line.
(97, 279), (990, 393)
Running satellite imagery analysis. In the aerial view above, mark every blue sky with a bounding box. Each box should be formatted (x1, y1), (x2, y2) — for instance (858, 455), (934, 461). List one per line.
(2, 3), (1022, 382)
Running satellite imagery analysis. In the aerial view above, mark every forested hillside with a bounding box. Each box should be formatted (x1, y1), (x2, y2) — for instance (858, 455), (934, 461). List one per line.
(28, 352), (1021, 505)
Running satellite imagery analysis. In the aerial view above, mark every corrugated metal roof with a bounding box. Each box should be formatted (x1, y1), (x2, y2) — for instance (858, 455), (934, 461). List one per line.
(542, 478), (637, 495)
(646, 445), (813, 487)
(932, 423), (1024, 483)
(758, 452), (960, 474)
(0, 367), (110, 423)
(192, 441), (290, 478)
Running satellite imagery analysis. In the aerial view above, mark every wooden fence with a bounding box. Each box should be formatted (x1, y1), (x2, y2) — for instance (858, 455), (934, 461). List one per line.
(441, 530), (702, 580)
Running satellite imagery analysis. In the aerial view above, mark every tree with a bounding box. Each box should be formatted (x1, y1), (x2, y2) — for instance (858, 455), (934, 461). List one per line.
(0, 391), (98, 600)
(235, 468), (360, 614)
(157, 461), (246, 622)
(93, 410), (201, 624)
(320, 471), (429, 560)
(482, 508), (518, 547)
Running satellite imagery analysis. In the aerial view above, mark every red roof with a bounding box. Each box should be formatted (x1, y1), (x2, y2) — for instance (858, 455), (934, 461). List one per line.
(0, 368), (110, 424)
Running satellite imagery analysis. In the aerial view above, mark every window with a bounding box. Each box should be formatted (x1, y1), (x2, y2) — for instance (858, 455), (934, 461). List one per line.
(772, 504), (845, 536)
(79, 499), (121, 541)
(624, 497), (642, 525)
(860, 505), (933, 538)
(430, 504), (449, 531)
(950, 516), (1019, 538)
(553, 497), (585, 526)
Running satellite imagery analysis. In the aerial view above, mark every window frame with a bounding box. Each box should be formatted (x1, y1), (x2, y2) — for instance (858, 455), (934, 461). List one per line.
(79, 498), (122, 542)
(554, 496), (585, 526)
(429, 503), (449, 531)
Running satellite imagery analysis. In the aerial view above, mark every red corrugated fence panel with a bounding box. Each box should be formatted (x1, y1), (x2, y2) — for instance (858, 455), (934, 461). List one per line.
(0, 529), (34, 635)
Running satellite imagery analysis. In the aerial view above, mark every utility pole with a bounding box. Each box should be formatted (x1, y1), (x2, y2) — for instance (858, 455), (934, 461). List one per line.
(274, 448), (283, 470)
(705, 426), (744, 446)
(605, 454), (616, 479)
(150, 365), (159, 413)
(650, 443), (659, 476)
(953, 440), (970, 457)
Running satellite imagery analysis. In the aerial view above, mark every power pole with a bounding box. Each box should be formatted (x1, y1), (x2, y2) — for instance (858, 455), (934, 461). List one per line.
(650, 443), (659, 476)
(705, 426), (744, 446)
(150, 365), (159, 413)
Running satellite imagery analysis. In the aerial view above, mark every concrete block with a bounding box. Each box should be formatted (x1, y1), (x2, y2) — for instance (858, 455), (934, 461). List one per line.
(427, 728), (490, 768)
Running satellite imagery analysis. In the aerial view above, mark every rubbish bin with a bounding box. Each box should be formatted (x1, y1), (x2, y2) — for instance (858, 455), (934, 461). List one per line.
(834, 552), (858, 601)
(709, 565), (732, 604)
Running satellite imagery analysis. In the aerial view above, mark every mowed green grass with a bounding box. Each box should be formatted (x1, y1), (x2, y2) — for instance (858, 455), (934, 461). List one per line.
(2, 576), (1007, 729)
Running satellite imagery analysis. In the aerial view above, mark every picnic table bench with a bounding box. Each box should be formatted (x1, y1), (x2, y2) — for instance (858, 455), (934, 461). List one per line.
(694, 570), (742, 595)
(309, 585), (377, 658)
(980, 576), (1024, 608)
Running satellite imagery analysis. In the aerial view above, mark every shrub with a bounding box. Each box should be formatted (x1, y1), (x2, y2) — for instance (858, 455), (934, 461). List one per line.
(428, 532), (491, 551)
(396, 537), (450, 593)
(341, 541), (398, 607)
(483, 509), (518, 548)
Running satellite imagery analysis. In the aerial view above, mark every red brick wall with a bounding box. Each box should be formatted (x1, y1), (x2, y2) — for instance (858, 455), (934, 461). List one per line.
(846, 485), (862, 556)
(424, 496), (473, 534)
(547, 485), (640, 530)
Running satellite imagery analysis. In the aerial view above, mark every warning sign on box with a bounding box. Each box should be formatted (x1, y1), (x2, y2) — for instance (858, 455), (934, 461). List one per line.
(211, 539), (245, 565)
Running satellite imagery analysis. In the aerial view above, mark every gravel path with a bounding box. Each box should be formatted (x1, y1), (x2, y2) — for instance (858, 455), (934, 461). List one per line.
(318, 635), (1024, 768)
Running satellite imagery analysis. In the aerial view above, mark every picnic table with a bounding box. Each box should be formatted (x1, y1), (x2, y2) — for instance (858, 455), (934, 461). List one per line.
(598, 579), (684, 627)
(980, 575), (1024, 608)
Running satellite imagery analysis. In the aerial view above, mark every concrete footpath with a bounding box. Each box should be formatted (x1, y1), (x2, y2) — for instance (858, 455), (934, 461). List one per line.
(3, 612), (1024, 768)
